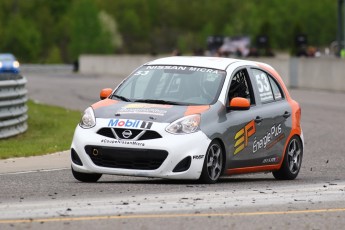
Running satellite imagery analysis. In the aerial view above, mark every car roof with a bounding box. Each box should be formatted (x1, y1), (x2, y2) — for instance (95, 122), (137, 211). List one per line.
(145, 56), (279, 80)
(146, 56), (248, 70)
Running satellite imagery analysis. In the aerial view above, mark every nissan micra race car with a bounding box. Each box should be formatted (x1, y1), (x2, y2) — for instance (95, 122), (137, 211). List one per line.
(71, 56), (303, 183)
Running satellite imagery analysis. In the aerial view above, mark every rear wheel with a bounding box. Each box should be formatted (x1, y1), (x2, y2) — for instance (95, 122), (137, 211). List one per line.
(273, 136), (303, 180)
(71, 167), (102, 182)
(199, 140), (224, 184)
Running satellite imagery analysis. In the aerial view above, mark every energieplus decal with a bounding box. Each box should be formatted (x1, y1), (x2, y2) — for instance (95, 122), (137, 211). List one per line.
(234, 120), (256, 155)
(253, 123), (284, 153)
(233, 120), (285, 155)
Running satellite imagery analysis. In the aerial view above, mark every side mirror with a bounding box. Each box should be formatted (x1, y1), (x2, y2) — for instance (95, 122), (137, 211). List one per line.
(100, 88), (112, 100)
(229, 97), (250, 110)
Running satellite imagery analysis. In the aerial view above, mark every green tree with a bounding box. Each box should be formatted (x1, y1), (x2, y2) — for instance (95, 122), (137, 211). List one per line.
(0, 0), (339, 61)
(2, 15), (41, 62)
(99, 11), (123, 51)
(45, 46), (63, 64)
(68, 0), (113, 61)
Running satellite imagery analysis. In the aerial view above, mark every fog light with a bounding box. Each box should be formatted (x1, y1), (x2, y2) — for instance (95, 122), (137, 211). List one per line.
(92, 148), (99, 156)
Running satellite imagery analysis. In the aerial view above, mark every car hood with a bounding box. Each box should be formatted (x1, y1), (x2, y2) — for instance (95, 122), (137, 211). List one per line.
(92, 99), (210, 123)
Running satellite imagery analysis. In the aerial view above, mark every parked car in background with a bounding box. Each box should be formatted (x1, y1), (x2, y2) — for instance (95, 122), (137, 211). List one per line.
(0, 53), (20, 73)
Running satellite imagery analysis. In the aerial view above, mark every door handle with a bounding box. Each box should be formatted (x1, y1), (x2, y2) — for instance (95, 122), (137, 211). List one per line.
(283, 111), (291, 118)
(255, 116), (263, 123)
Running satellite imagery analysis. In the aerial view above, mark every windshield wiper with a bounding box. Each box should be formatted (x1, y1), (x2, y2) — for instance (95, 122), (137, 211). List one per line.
(134, 99), (186, 105)
(111, 94), (131, 102)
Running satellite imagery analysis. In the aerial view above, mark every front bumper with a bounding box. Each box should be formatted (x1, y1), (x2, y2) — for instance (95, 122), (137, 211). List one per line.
(0, 67), (19, 73)
(71, 120), (211, 180)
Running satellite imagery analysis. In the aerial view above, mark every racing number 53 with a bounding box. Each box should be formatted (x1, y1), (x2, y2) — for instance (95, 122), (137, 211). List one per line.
(134, 71), (149, 76)
(255, 73), (270, 93)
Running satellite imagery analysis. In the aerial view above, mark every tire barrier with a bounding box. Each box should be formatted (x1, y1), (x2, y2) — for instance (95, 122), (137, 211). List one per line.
(0, 74), (28, 139)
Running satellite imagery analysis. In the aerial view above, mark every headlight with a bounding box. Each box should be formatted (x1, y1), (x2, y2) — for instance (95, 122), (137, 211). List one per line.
(166, 114), (201, 134)
(79, 107), (96, 129)
(13, 61), (20, 68)
(0, 62), (2, 68)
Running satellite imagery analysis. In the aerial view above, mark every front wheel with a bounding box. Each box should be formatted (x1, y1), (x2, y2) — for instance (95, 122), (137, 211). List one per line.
(273, 136), (303, 180)
(199, 140), (224, 184)
(71, 167), (102, 182)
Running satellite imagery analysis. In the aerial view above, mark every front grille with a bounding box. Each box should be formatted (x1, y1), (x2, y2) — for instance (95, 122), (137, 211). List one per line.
(139, 131), (162, 140)
(114, 129), (142, 139)
(97, 128), (114, 138)
(85, 146), (168, 170)
(97, 128), (162, 140)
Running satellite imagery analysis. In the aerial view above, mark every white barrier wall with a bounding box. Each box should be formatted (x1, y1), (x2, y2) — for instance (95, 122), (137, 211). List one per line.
(80, 55), (165, 76)
(21, 64), (73, 74)
(79, 55), (345, 91)
(296, 58), (345, 91)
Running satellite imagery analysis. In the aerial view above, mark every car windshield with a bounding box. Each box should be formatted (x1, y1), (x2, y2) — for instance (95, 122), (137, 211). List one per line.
(0, 54), (15, 61)
(113, 65), (226, 105)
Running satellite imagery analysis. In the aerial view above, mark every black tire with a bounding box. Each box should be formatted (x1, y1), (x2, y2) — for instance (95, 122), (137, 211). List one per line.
(273, 136), (303, 180)
(71, 167), (102, 182)
(199, 140), (224, 184)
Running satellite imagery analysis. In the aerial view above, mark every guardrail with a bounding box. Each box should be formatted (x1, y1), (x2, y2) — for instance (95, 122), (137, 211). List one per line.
(21, 64), (73, 74)
(0, 74), (28, 139)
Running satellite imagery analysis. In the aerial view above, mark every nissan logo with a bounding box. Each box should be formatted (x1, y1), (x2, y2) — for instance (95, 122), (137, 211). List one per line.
(122, 130), (132, 139)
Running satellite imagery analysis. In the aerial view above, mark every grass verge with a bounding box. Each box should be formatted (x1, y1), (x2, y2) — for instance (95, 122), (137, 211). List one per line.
(0, 100), (81, 159)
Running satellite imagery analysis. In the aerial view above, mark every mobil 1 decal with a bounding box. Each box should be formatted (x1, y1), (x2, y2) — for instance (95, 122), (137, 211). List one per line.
(108, 119), (152, 129)
(233, 120), (285, 155)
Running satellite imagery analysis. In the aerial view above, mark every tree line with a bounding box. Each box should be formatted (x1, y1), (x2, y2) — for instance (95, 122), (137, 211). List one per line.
(0, 0), (337, 63)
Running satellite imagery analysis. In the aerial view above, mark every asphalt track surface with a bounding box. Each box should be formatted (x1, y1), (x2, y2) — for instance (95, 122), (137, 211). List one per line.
(0, 72), (345, 229)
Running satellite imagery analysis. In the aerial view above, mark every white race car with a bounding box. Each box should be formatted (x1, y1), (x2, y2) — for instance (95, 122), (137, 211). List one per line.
(71, 56), (303, 183)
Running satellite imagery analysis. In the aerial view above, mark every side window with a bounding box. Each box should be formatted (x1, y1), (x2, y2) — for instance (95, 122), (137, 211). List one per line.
(251, 68), (284, 103)
(269, 77), (283, 100)
(228, 69), (255, 105)
(252, 69), (274, 103)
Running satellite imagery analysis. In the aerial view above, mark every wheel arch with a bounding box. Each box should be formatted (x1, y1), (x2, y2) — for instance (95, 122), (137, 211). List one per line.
(278, 133), (303, 170)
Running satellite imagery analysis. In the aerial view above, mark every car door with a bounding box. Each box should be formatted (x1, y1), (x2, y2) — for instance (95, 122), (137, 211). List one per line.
(247, 67), (292, 165)
(222, 67), (270, 169)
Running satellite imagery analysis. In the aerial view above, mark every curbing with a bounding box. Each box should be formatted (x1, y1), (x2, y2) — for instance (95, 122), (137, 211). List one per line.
(0, 150), (70, 174)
